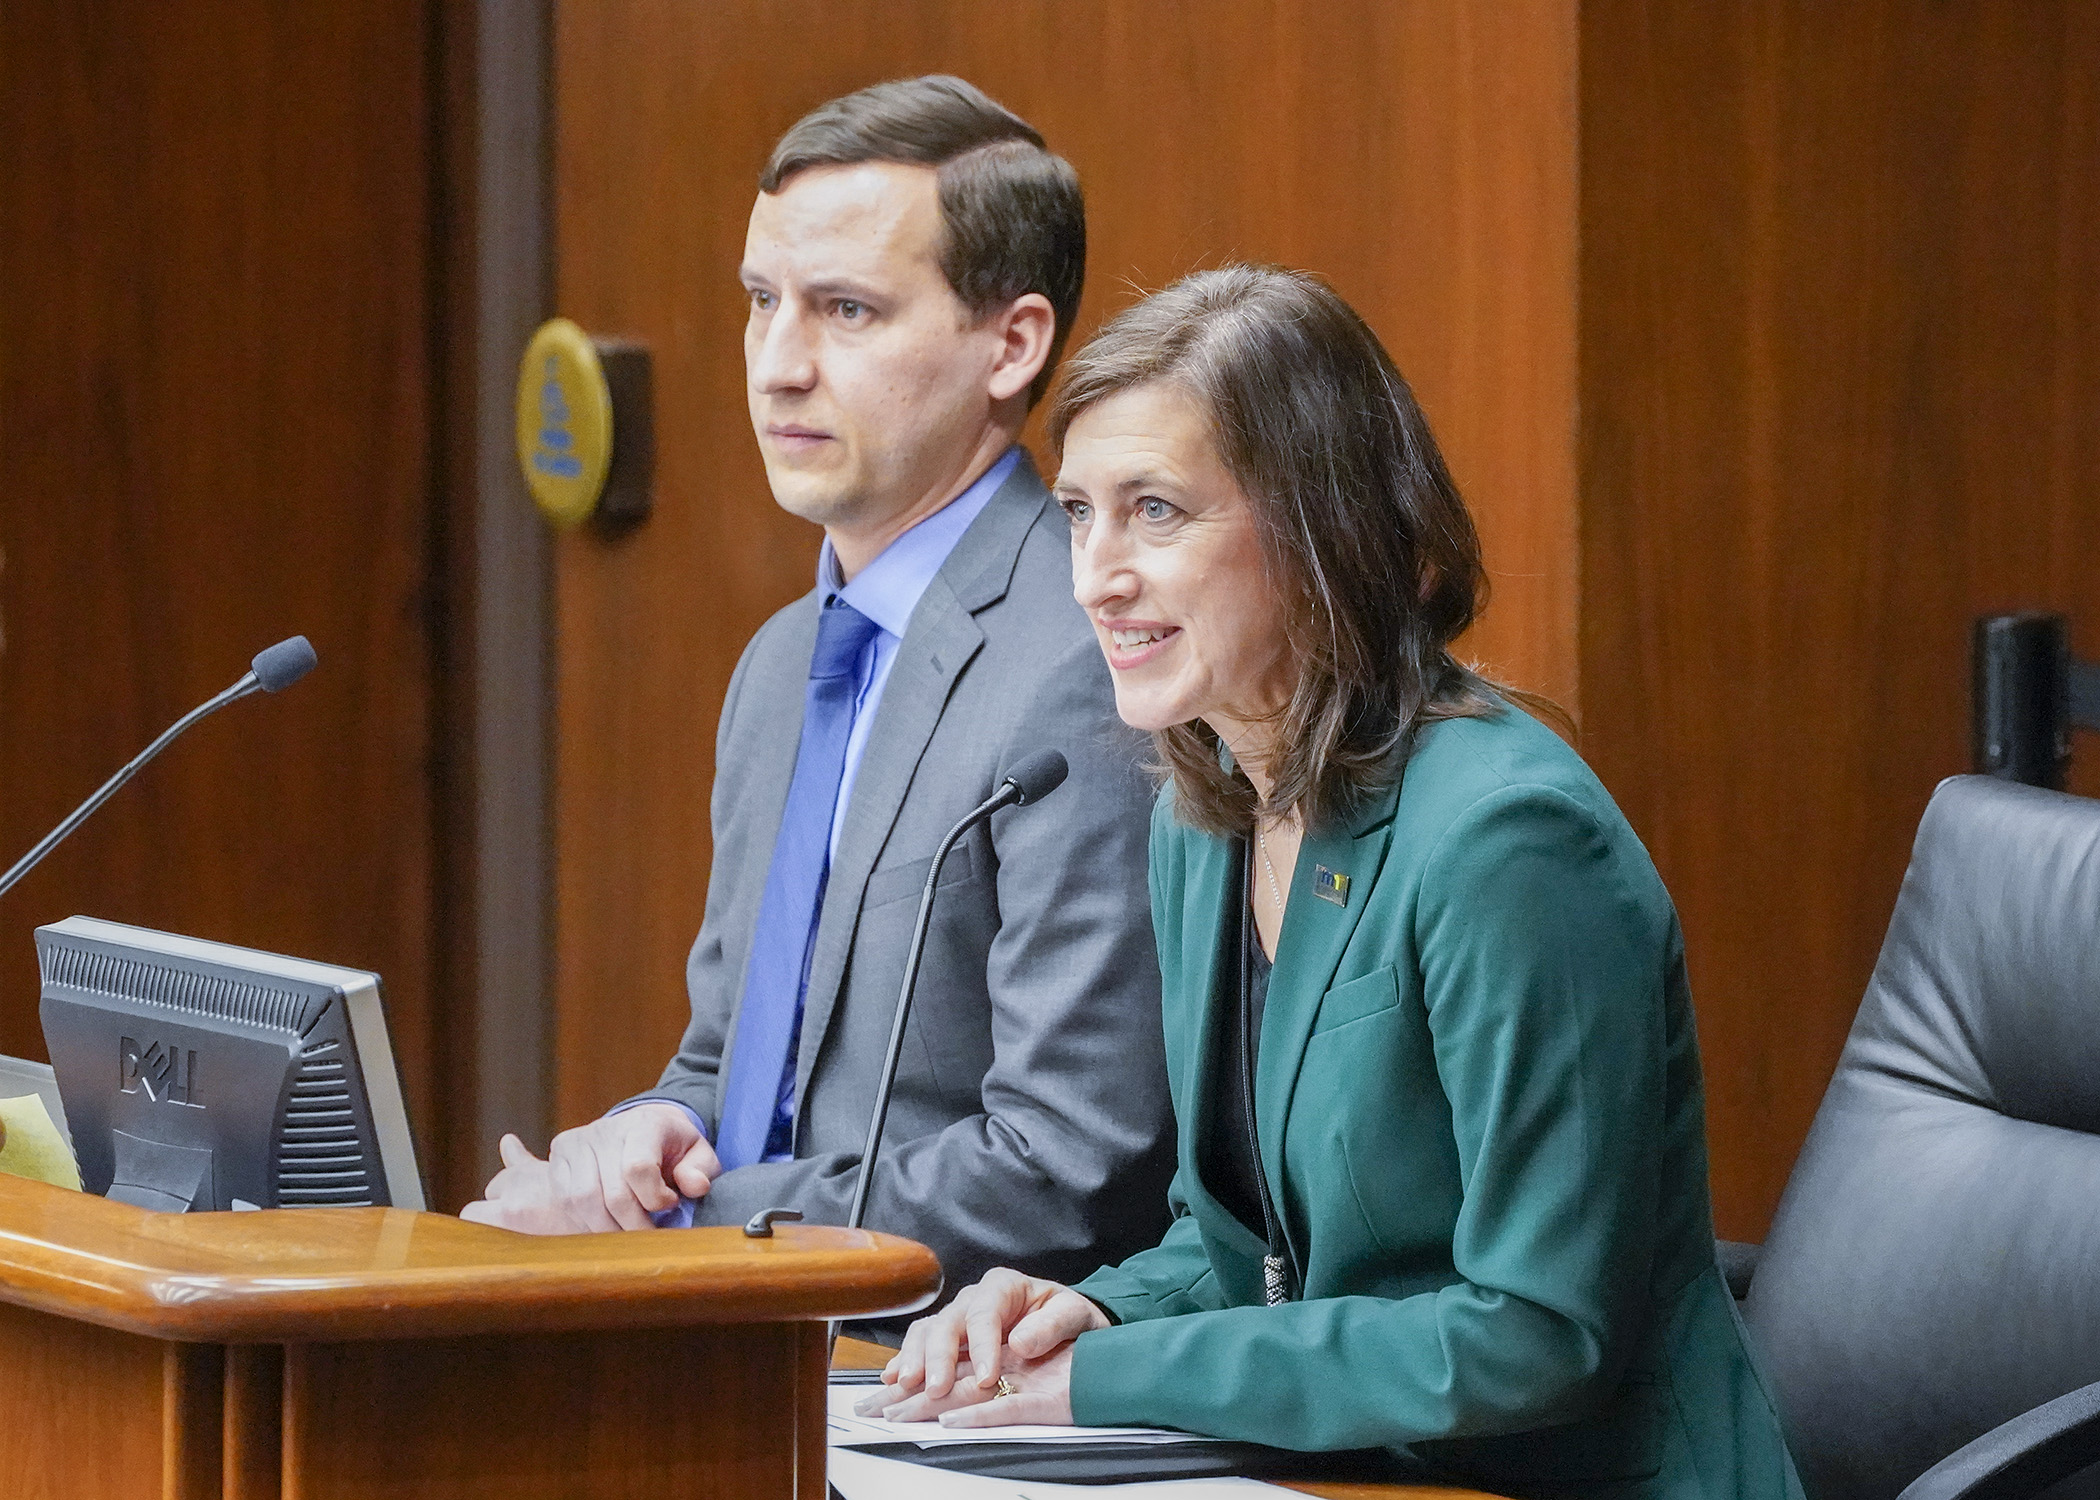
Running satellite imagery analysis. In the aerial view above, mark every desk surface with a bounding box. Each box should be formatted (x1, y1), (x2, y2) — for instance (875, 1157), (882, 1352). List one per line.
(0, 1174), (940, 1343)
(829, 1336), (1503, 1500)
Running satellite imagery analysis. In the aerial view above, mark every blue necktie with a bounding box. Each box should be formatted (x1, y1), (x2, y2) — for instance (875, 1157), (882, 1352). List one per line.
(716, 600), (882, 1171)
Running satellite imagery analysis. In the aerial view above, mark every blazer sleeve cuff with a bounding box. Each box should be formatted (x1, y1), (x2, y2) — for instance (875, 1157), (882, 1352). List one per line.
(1071, 1264), (1169, 1327)
(1068, 1321), (1168, 1428)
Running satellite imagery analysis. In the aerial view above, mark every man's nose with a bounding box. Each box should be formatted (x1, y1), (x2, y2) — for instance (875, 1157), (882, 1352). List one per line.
(748, 307), (818, 394)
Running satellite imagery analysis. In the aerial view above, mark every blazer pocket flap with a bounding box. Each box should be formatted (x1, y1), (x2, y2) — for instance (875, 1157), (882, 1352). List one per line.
(1312, 965), (1401, 1033)
(863, 844), (977, 910)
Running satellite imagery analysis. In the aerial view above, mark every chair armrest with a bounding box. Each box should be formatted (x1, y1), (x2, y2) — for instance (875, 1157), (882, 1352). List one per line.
(1899, 1378), (2100, 1500)
(1715, 1239), (1761, 1300)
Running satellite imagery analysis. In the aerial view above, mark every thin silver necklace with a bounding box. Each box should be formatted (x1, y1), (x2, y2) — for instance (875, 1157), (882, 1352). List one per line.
(1255, 823), (1287, 917)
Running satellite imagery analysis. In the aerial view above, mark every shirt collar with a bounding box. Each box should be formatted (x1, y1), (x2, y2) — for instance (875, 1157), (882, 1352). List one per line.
(816, 445), (1021, 638)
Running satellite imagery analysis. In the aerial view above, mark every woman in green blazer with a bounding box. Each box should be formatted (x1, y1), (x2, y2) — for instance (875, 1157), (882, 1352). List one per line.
(861, 266), (1802, 1500)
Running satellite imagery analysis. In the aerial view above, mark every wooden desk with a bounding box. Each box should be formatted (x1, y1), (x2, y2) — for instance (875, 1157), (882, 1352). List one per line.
(829, 1337), (1504, 1500)
(0, 1175), (939, 1498)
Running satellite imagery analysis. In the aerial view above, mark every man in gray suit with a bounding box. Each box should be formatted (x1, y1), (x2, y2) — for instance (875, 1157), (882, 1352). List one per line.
(465, 77), (1174, 1302)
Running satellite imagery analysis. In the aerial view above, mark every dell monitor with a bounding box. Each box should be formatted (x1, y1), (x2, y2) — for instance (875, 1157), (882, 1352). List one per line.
(36, 916), (423, 1212)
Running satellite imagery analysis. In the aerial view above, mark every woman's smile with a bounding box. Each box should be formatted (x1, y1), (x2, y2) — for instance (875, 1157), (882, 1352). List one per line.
(1100, 620), (1182, 670)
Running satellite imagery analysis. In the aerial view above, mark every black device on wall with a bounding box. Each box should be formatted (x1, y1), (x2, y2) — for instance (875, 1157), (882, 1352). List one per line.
(1972, 613), (2100, 790)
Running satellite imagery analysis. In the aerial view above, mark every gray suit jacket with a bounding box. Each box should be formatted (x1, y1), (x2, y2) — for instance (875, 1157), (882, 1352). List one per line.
(641, 457), (1175, 1300)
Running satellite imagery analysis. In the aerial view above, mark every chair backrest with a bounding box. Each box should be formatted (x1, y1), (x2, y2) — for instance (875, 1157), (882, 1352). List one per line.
(1743, 776), (2100, 1500)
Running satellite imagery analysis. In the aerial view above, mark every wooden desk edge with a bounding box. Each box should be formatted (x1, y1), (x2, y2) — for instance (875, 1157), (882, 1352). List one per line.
(0, 1179), (941, 1341)
(0, 1264), (942, 1343)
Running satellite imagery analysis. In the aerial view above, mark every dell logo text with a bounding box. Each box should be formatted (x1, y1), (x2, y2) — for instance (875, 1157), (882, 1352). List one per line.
(120, 1037), (203, 1108)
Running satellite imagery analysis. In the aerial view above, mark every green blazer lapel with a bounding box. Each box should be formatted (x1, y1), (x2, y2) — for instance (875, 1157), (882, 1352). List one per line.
(1171, 836), (1269, 1253)
(1254, 780), (1403, 1209)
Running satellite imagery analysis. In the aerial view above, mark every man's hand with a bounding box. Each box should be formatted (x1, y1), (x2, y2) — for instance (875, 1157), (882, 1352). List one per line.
(854, 1267), (1109, 1427)
(458, 1104), (720, 1234)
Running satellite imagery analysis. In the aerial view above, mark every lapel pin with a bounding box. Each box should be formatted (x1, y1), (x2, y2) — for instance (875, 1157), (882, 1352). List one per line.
(1313, 865), (1351, 906)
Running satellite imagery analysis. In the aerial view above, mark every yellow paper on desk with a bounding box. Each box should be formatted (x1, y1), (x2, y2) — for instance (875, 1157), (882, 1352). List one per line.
(0, 1094), (83, 1191)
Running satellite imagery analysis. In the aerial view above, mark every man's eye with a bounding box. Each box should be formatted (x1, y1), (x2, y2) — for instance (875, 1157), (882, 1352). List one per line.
(1139, 498), (1176, 521)
(837, 300), (866, 321)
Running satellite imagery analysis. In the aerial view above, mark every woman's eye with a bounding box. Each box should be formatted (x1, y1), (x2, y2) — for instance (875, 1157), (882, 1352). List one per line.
(748, 289), (775, 312)
(1138, 498), (1176, 522)
(837, 300), (866, 321)
(1061, 500), (1092, 524)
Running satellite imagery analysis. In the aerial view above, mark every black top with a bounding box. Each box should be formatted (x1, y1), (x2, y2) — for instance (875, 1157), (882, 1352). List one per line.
(1198, 842), (1272, 1236)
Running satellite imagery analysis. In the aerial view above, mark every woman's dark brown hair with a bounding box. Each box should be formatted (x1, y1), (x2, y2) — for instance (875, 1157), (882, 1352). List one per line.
(1048, 264), (1540, 837)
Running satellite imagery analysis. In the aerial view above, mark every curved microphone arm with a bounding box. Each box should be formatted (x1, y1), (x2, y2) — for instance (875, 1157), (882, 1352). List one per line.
(0, 636), (316, 903)
(823, 749), (1063, 1351)
(0, 676), (261, 902)
(841, 748), (1066, 1238)
(844, 780), (1020, 1235)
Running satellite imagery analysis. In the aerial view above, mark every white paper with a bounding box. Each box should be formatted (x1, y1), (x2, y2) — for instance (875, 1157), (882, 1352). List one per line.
(828, 1384), (1204, 1448)
(828, 1447), (1296, 1499)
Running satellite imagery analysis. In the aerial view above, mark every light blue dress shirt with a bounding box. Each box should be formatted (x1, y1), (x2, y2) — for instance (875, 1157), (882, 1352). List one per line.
(625, 447), (1019, 1220)
(820, 445), (1016, 859)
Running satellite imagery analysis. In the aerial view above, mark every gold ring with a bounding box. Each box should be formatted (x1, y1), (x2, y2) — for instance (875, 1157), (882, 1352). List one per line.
(994, 1375), (1018, 1400)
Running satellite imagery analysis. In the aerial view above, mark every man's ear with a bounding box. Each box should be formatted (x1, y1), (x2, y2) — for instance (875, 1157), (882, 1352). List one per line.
(985, 293), (1057, 404)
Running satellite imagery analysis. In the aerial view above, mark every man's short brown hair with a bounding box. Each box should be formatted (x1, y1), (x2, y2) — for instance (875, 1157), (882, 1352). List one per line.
(762, 76), (1084, 405)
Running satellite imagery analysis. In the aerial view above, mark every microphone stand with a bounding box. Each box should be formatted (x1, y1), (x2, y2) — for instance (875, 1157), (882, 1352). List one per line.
(825, 751), (1066, 1357)
(0, 638), (317, 902)
(0, 682), (256, 901)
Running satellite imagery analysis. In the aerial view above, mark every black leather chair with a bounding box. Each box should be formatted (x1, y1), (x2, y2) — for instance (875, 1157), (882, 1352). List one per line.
(1724, 776), (2100, 1500)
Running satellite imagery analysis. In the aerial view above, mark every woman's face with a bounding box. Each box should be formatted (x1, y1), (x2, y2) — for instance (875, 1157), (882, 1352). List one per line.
(1056, 382), (1297, 752)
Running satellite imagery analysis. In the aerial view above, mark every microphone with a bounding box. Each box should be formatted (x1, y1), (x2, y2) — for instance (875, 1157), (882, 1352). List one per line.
(828, 751), (1069, 1291)
(0, 637), (319, 902)
(999, 748), (1070, 807)
(251, 635), (319, 693)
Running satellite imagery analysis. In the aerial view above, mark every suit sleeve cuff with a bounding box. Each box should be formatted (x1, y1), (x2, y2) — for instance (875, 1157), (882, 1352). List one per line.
(604, 1098), (706, 1228)
(607, 1096), (709, 1139)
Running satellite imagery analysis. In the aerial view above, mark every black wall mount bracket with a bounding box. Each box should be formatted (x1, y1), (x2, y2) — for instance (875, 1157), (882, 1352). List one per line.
(1973, 613), (2100, 789)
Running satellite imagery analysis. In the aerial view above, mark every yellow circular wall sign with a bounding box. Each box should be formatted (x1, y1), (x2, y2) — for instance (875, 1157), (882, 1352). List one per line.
(516, 318), (614, 527)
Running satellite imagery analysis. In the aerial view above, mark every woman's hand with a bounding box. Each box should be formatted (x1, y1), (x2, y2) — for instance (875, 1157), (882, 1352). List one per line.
(854, 1267), (1110, 1426)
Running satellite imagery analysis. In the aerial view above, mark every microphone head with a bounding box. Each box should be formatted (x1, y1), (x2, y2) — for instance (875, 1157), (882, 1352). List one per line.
(252, 636), (318, 693)
(1003, 749), (1069, 806)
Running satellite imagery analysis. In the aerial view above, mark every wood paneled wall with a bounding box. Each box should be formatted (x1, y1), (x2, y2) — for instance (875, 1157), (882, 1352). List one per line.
(1580, 0), (2100, 1235)
(0, 3), (448, 1181)
(549, 0), (2096, 1239)
(547, 0), (1579, 1123)
(0, 0), (2085, 1238)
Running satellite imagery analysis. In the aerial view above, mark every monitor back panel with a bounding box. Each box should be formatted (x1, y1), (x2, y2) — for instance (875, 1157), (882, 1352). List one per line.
(35, 918), (422, 1212)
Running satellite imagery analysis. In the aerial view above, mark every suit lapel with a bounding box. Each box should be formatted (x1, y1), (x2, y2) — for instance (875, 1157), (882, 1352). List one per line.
(792, 464), (1049, 1098)
(741, 595), (819, 831)
(1254, 777), (1403, 1208)
(1173, 834), (1272, 1254)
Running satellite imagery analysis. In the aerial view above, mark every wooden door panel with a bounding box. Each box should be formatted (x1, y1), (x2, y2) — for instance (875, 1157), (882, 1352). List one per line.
(1580, 0), (2100, 1235)
(0, 2), (439, 1150)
